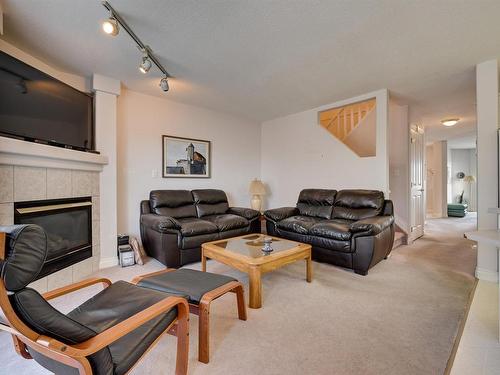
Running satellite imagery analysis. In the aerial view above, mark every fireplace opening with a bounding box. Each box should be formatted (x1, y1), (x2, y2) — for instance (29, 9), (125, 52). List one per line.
(14, 197), (93, 279)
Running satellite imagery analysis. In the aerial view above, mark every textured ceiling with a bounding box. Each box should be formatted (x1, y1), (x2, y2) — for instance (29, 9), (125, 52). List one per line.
(1, 0), (499, 132)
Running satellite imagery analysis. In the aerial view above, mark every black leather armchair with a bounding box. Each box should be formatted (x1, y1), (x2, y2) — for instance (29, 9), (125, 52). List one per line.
(140, 189), (261, 268)
(265, 189), (395, 275)
(0, 224), (190, 375)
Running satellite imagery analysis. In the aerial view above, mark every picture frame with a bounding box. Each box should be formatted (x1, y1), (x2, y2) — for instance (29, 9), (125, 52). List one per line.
(162, 135), (211, 178)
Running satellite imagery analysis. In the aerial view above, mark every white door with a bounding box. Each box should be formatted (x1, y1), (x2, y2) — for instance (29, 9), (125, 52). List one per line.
(409, 124), (425, 241)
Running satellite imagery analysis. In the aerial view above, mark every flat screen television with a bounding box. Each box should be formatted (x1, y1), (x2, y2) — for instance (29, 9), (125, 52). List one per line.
(0, 50), (94, 151)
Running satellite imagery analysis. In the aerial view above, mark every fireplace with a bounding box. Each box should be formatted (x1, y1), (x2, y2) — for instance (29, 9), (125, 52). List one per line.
(14, 197), (93, 279)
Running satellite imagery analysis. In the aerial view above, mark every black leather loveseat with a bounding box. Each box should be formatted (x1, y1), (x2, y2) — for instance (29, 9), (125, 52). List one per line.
(140, 189), (260, 267)
(264, 189), (395, 275)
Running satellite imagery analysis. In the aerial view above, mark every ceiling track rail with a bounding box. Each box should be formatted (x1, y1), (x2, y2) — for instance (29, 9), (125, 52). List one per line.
(102, 0), (171, 78)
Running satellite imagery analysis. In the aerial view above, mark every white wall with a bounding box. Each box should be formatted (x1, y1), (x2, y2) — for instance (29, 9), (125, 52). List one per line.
(261, 89), (389, 209)
(389, 102), (409, 232)
(0, 39), (88, 92)
(475, 59), (498, 282)
(425, 141), (448, 217)
(449, 148), (477, 211)
(117, 89), (261, 239)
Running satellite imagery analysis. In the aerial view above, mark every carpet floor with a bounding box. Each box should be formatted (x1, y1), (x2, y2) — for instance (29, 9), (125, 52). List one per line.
(0, 215), (477, 375)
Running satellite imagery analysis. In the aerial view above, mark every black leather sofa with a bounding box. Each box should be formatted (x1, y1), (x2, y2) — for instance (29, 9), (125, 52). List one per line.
(264, 189), (395, 275)
(140, 189), (261, 267)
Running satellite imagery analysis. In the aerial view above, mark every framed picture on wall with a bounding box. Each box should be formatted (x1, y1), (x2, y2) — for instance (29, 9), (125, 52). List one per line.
(162, 135), (211, 178)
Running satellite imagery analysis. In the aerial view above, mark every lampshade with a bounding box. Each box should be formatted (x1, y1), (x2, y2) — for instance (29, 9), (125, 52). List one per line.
(463, 175), (476, 183)
(249, 179), (266, 195)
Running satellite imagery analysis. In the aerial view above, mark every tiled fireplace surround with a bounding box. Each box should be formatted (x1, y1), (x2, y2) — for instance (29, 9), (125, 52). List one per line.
(0, 165), (101, 293)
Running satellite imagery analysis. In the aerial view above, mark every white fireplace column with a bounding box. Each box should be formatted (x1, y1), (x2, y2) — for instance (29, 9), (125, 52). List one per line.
(92, 74), (120, 268)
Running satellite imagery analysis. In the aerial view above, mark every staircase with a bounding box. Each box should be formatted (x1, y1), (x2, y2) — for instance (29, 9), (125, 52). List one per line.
(318, 98), (376, 157)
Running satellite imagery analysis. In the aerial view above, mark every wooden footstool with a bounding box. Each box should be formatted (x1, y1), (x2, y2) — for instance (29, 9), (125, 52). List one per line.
(132, 268), (247, 363)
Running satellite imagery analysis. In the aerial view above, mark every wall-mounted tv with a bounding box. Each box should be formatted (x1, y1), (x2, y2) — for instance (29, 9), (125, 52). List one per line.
(0, 50), (94, 151)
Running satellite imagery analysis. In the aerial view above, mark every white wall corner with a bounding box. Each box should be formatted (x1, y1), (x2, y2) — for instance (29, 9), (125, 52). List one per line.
(475, 267), (498, 283)
(99, 256), (119, 269)
(0, 3), (4, 35)
(476, 59), (499, 277)
(92, 74), (121, 96)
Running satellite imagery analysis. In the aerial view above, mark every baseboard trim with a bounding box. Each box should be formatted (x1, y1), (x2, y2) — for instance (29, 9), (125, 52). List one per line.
(475, 267), (498, 283)
(99, 256), (118, 269)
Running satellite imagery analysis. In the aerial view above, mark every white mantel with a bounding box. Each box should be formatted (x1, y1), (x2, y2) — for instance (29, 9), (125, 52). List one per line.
(0, 136), (108, 172)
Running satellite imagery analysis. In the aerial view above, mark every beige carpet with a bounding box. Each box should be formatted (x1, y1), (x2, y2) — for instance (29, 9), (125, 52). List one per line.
(0, 215), (477, 375)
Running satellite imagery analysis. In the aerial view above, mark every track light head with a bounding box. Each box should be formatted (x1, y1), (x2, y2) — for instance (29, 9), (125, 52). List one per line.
(102, 17), (119, 36)
(139, 56), (152, 74)
(160, 77), (169, 92)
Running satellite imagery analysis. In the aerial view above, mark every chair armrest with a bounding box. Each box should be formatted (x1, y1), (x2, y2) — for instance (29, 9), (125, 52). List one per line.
(140, 214), (181, 233)
(264, 207), (299, 222)
(43, 278), (112, 301)
(350, 216), (394, 236)
(227, 207), (260, 220)
(41, 296), (190, 357)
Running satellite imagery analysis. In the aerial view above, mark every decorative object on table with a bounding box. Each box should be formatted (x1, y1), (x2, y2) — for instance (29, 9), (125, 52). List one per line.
(249, 178), (266, 212)
(261, 236), (274, 253)
(458, 190), (465, 204)
(456, 171), (465, 179)
(129, 235), (146, 265)
(118, 244), (135, 267)
(162, 135), (210, 178)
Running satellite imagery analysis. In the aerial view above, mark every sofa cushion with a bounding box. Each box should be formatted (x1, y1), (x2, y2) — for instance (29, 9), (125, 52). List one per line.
(177, 218), (218, 237)
(296, 189), (337, 219)
(203, 214), (249, 231)
(150, 190), (197, 218)
(276, 215), (321, 235)
(192, 189), (229, 217)
(309, 219), (353, 241)
(333, 190), (385, 220)
(227, 207), (260, 221)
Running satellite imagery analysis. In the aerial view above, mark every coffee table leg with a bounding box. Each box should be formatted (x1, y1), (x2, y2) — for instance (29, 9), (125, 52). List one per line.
(202, 249), (207, 272)
(306, 253), (312, 282)
(248, 267), (262, 309)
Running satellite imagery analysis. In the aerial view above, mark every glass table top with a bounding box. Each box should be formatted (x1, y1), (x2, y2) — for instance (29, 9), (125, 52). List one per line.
(211, 234), (301, 258)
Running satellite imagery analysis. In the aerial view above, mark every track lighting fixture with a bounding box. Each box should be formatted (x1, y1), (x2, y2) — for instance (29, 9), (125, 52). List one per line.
(101, 1), (172, 92)
(159, 77), (169, 92)
(102, 15), (119, 36)
(139, 55), (152, 74)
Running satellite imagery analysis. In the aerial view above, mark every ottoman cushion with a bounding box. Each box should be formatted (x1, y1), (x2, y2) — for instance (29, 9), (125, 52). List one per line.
(137, 268), (237, 304)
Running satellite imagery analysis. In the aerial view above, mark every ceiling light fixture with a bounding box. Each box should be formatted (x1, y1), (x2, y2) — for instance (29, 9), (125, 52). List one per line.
(102, 14), (119, 36)
(101, 1), (172, 92)
(159, 76), (169, 92)
(441, 118), (459, 127)
(139, 53), (152, 74)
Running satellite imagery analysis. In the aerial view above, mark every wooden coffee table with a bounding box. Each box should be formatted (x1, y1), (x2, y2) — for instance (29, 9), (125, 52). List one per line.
(201, 234), (312, 309)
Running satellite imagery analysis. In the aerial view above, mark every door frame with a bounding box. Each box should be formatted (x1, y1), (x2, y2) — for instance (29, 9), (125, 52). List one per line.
(408, 124), (425, 242)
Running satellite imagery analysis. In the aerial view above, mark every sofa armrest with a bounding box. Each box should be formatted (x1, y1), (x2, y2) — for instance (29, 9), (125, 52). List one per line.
(228, 207), (260, 220)
(350, 215), (394, 236)
(264, 207), (299, 222)
(140, 214), (181, 233)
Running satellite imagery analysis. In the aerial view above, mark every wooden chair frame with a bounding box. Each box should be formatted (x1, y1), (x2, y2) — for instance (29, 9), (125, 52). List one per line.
(0, 232), (190, 375)
(132, 268), (247, 364)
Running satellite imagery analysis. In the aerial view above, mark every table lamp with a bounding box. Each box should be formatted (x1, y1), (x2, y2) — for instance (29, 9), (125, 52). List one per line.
(249, 179), (266, 212)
